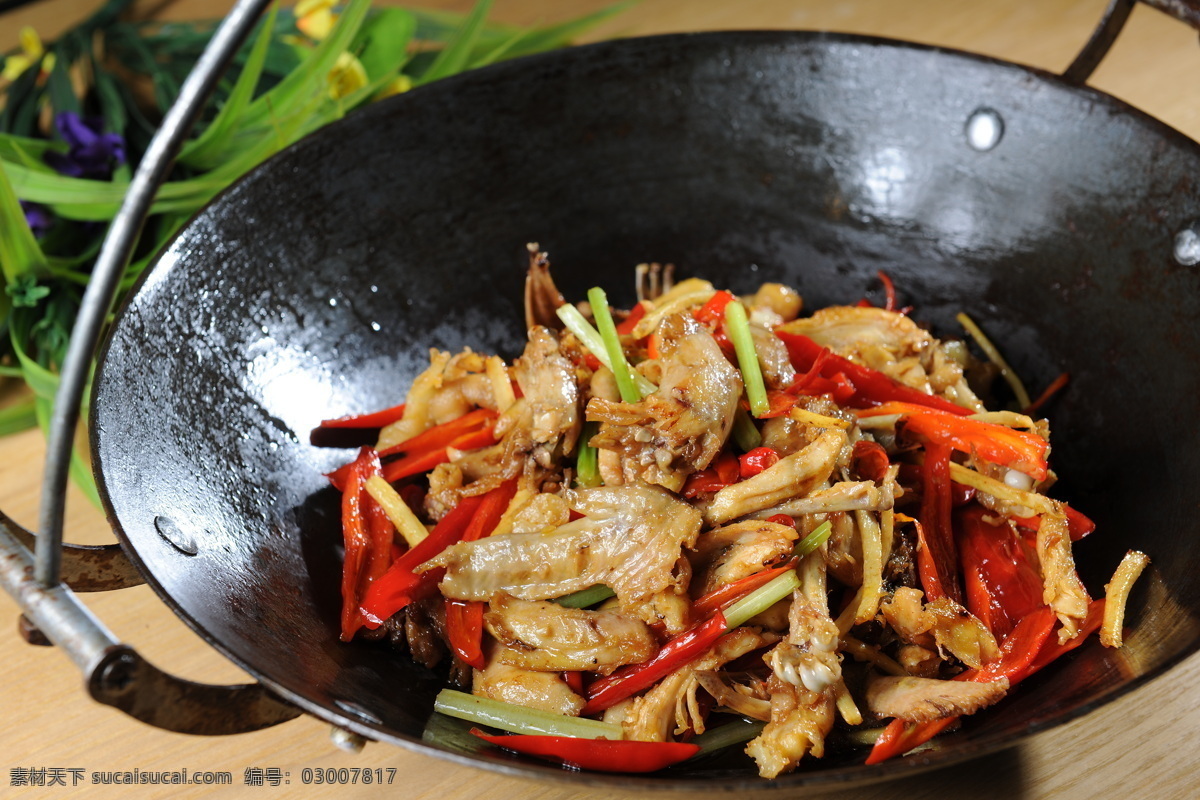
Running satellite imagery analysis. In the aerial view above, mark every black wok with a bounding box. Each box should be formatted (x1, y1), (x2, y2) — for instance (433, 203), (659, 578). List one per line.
(91, 29), (1200, 791)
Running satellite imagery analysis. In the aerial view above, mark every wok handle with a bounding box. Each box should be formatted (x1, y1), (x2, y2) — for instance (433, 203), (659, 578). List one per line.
(1065, 0), (1200, 84)
(1, 510), (144, 593)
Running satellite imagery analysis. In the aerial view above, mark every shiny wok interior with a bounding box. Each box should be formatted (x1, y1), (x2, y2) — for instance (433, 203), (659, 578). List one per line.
(91, 31), (1200, 790)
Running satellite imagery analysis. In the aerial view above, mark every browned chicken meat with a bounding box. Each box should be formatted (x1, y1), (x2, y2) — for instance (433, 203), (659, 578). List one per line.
(326, 264), (1142, 780)
(588, 314), (742, 492)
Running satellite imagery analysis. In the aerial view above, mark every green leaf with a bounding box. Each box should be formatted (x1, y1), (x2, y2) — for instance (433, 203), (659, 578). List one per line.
(44, 52), (82, 120)
(0, 397), (38, 436)
(240, 0), (372, 129)
(414, 0), (492, 85)
(178, 4), (281, 170)
(6, 274), (51, 308)
(0, 160), (49, 283)
(33, 394), (101, 507)
(353, 7), (418, 82)
(484, 2), (634, 62)
(0, 134), (64, 171)
(91, 60), (130, 139)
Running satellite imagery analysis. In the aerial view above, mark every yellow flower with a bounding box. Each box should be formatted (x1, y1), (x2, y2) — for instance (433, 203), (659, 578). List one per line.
(327, 51), (368, 100)
(296, 0), (338, 41)
(3, 27), (55, 83)
(375, 73), (413, 100)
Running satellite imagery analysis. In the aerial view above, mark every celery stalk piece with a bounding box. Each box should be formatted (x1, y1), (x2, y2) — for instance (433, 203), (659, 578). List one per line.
(731, 407), (762, 451)
(574, 420), (603, 488)
(553, 583), (616, 609)
(587, 286), (642, 403)
(794, 520), (834, 558)
(433, 689), (623, 739)
(690, 718), (767, 756)
(723, 569), (800, 629)
(555, 303), (657, 396)
(724, 300), (770, 417)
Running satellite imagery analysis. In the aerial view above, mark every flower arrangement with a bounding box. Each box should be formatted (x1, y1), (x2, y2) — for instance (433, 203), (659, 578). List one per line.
(0, 0), (623, 501)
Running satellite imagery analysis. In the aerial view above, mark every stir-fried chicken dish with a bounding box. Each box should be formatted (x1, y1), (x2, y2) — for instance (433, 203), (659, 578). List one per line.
(319, 249), (1148, 777)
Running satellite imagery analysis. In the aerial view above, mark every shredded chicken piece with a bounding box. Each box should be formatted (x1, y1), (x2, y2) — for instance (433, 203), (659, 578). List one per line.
(865, 674), (1010, 723)
(419, 484), (701, 615)
(746, 555), (843, 778)
(485, 594), (656, 672)
(1037, 504), (1092, 643)
(689, 520), (799, 596)
(705, 429), (848, 525)
(505, 492), (571, 535)
(777, 305), (982, 409)
(750, 323), (796, 390)
(751, 282), (803, 322)
(628, 278), (716, 339)
(622, 628), (771, 742)
(880, 587), (999, 669)
(589, 314), (741, 492)
(376, 349), (453, 450)
(511, 326), (582, 469)
(473, 648), (584, 716)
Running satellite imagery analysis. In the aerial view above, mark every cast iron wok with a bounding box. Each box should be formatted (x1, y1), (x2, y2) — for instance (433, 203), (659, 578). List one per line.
(91, 30), (1200, 791)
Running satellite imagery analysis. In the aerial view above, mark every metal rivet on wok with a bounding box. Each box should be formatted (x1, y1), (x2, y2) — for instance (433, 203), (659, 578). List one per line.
(965, 107), (1004, 152)
(1174, 224), (1200, 266)
(98, 653), (137, 693)
(333, 699), (381, 725)
(154, 515), (198, 555)
(330, 727), (368, 753)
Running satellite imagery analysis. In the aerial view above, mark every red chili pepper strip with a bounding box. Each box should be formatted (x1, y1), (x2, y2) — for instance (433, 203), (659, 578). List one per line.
(863, 401), (1048, 481)
(690, 561), (796, 621)
(738, 446), (780, 478)
(693, 290), (736, 325)
(1024, 371), (1070, 416)
(759, 390), (798, 418)
(1025, 599), (1105, 673)
(441, 479), (520, 667)
(338, 448), (396, 641)
(582, 613), (728, 715)
(446, 599), (487, 669)
(866, 607), (1057, 764)
(615, 301), (647, 335)
(851, 440), (890, 483)
(338, 448), (376, 641)
(776, 331), (971, 415)
(319, 402), (407, 430)
(563, 670), (586, 695)
(381, 426), (498, 482)
(918, 443), (961, 603)
(878, 270), (898, 312)
(681, 468), (728, 499)
(1013, 504), (1096, 542)
(469, 730), (700, 773)
(976, 605), (1058, 684)
(359, 494), (485, 628)
(714, 450), (740, 484)
(958, 506), (1044, 641)
(378, 407), (498, 458)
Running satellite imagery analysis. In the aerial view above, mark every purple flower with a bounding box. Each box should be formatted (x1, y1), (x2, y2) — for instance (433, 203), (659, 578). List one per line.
(43, 111), (126, 179)
(20, 200), (54, 237)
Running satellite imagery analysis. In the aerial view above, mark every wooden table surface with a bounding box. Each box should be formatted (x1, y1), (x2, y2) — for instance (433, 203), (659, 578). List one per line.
(3, 1), (1199, 798)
